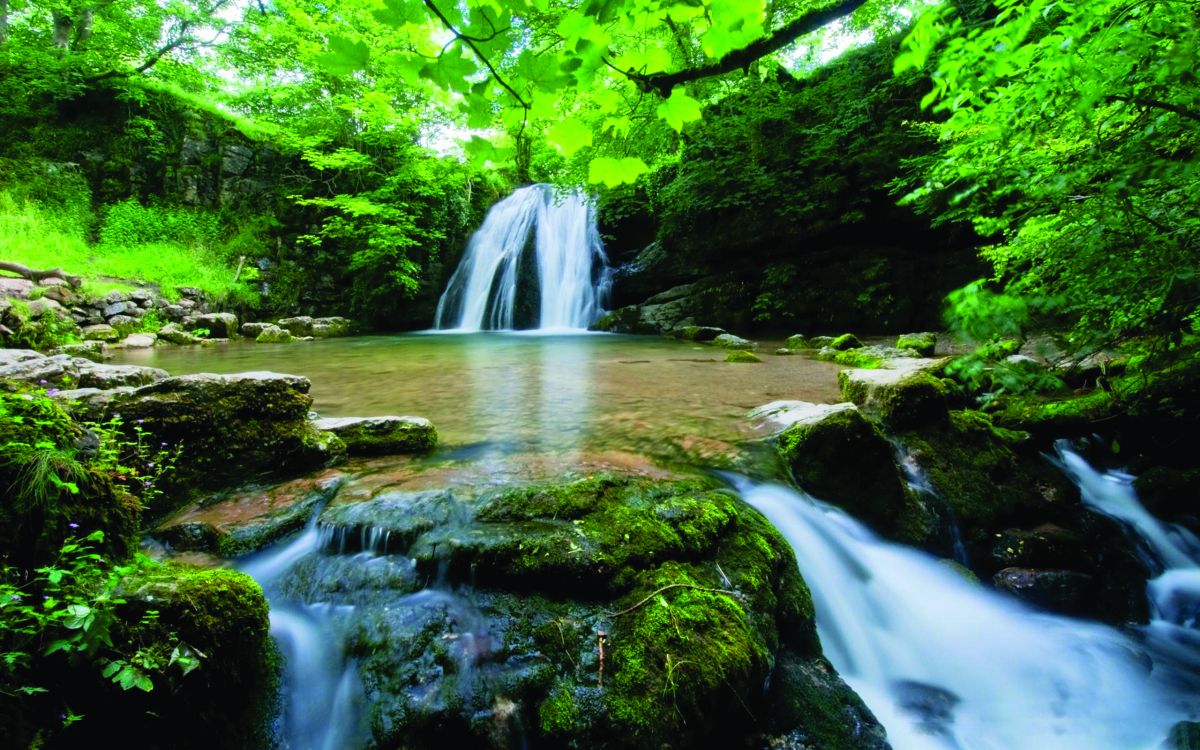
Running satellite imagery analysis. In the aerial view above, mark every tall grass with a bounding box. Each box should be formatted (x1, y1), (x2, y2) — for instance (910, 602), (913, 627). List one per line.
(0, 191), (257, 304)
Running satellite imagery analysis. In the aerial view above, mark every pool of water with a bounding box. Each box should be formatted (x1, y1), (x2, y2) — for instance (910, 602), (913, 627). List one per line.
(111, 332), (842, 461)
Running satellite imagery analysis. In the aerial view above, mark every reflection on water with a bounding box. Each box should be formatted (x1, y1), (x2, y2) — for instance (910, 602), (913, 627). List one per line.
(110, 333), (841, 460)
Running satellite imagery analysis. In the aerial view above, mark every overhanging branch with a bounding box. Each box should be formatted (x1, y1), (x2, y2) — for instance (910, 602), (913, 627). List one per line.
(625, 0), (870, 96)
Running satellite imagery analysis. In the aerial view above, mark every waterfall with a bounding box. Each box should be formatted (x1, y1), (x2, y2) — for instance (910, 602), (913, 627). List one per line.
(434, 184), (611, 332)
(735, 458), (1200, 749)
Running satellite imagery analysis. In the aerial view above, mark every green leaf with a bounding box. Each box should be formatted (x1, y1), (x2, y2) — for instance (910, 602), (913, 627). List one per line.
(587, 157), (649, 188)
(656, 89), (703, 133)
(316, 36), (371, 76)
(546, 118), (594, 156)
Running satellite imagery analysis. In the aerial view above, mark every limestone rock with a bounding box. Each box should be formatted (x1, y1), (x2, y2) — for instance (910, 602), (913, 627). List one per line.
(240, 322), (272, 338)
(839, 368), (950, 429)
(312, 415), (437, 455)
(158, 323), (202, 345)
(311, 316), (351, 338)
(277, 316), (314, 336)
(183, 312), (239, 338)
(82, 323), (120, 342)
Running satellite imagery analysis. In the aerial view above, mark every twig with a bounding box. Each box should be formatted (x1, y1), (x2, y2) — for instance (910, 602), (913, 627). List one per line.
(605, 583), (740, 618)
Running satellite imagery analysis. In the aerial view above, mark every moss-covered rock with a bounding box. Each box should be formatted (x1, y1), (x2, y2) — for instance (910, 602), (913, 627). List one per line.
(775, 405), (910, 537)
(712, 333), (758, 350)
(725, 350), (762, 363)
(830, 333), (863, 351)
(784, 334), (809, 350)
(840, 368), (950, 429)
(59, 372), (346, 517)
(254, 323), (293, 344)
(816, 347), (885, 369)
(300, 473), (880, 749)
(312, 415), (437, 455)
(896, 331), (937, 357)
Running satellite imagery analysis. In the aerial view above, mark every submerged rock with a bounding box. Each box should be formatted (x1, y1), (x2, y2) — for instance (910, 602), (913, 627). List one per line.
(158, 323), (203, 345)
(312, 415), (437, 455)
(725, 350), (762, 363)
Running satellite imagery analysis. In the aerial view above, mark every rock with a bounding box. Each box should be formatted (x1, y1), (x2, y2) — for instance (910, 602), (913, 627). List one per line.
(591, 306), (658, 334)
(129, 288), (154, 303)
(784, 334), (809, 350)
(839, 368), (950, 429)
(52, 341), (107, 362)
(712, 333), (757, 351)
(830, 333), (863, 351)
(277, 316), (314, 336)
(42, 285), (79, 305)
(240, 322), (272, 338)
(103, 290), (131, 305)
(312, 416), (437, 455)
(896, 332), (937, 357)
(176, 286), (203, 299)
(0, 278), (35, 298)
(155, 471), (347, 556)
(158, 323), (202, 345)
(748, 401), (857, 434)
(183, 312), (239, 338)
(0, 352), (165, 389)
(808, 336), (836, 348)
(60, 372), (348, 515)
(311, 316), (351, 337)
(993, 567), (1097, 617)
(0, 348), (47, 367)
(725, 350), (762, 363)
(991, 525), (1089, 569)
(255, 324), (293, 344)
(773, 348), (794, 356)
(671, 325), (727, 342)
(162, 304), (187, 321)
(775, 405), (911, 538)
(103, 300), (137, 318)
(82, 323), (120, 342)
(120, 333), (157, 348)
(1165, 721), (1200, 750)
(107, 314), (138, 327)
(301, 473), (880, 749)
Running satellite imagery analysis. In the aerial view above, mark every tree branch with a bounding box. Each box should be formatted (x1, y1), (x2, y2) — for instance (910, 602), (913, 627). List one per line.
(0, 262), (82, 287)
(625, 0), (870, 96)
(421, 0), (528, 110)
(1107, 94), (1200, 124)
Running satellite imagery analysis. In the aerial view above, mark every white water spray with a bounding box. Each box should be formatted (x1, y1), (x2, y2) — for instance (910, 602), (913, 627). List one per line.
(434, 184), (610, 331)
(736, 454), (1200, 749)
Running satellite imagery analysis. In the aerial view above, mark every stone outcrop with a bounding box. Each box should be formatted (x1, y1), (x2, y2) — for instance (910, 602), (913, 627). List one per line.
(312, 416), (437, 456)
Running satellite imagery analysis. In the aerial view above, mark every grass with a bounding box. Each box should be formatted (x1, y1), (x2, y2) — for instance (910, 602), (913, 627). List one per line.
(0, 192), (256, 304)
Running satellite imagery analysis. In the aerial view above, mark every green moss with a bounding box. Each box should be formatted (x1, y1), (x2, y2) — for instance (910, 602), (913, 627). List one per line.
(784, 334), (808, 350)
(992, 388), (1116, 432)
(538, 678), (582, 735)
(255, 327), (293, 343)
(830, 333), (863, 350)
(840, 370), (950, 429)
(818, 348), (885, 368)
(896, 332), (937, 357)
(725, 350), (762, 363)
(606, 561), (770, 746)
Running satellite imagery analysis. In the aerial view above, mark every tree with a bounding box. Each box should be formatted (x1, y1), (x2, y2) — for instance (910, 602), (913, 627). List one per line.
(896, 0), (1200, 349)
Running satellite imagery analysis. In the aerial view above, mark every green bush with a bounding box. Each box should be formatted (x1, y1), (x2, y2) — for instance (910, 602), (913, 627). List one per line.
(99, 199), (221, 250)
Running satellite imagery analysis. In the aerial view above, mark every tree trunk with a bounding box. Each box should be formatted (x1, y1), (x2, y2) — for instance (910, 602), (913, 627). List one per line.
(74, 9), (94, 49)
(53, 14), (73, 48)
(0, 262), (82, 287)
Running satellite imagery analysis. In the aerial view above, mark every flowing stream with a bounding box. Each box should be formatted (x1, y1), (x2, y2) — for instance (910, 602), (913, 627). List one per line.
(738, 445), (1200, 749)
(434, 184), (610, 331)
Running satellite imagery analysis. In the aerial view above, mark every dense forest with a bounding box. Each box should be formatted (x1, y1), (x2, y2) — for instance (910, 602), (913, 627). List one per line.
(2, 0), (1199, 746)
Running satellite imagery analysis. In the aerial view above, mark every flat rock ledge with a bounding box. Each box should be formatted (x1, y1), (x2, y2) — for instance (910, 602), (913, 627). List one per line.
(312, 415), (437, 456)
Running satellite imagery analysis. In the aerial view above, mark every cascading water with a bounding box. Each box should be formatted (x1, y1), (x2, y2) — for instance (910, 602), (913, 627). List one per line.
(734, 448), (1200, 749)
(434, 184), (610, 332)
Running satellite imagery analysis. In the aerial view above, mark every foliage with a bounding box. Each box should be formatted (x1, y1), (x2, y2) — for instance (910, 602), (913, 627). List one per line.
(99, 199), (221, 250)
(897, 0), (1200, 350)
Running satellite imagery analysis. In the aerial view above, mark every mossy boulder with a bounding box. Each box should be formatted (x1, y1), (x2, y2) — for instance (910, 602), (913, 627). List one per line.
(58, 372), (347, 516)
(775, 405), (910, 537)
(784, 334), (809, 350)
(896, 331), (937, 357)
(183, 312), (239, 338)
(311, 316), (351, 337)
(312, 415), (437, 456)
(816, 347), (885, 369)
(254, 324), (294, 344)
(725, 350), (762, 363)
(289, 473), (882, 749)
(830, 333), (863, 351)
(895, 410), (1067, 555)
(671, 324), (726, 342)
(840, 368), (950, 429)
(712, 333), (758, 350)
